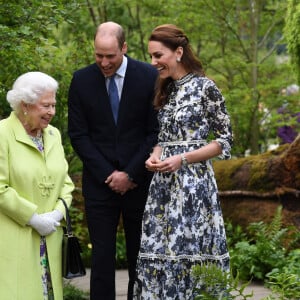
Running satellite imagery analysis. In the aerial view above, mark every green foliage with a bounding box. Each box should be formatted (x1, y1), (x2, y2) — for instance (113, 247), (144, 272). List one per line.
(68, 155), (83, 176)
(63, 282), (89, 300)
(192, 264), (253, 299)
(116, 229), (128, 269)
(284, 0), (300, 83)
(69, 205), (88, 243)
(180, 0), (291, 155)
(192, 257), (300, 300)
(1, 0), (299, 157)
(225, 221), (248, 248)
(68, 203), (91, 268)
(264, 249), (300, 299)
(198, 208), (300, 299)
(0, 0), (80, 117)
(229, 206), (299, 281)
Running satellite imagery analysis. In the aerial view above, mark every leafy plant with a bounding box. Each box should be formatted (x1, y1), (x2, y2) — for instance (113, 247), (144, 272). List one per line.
(63, 282), (89, 300)
(229, 206), (292, 281)
(116, 229), (128, 269)
(284, 0), (300, 83)
(264, 273), (300, 300)
(263, 249), (300, 299)
(225, 221), (248, 248)
(192, 263), (253, 299)
(68, 202), (91, 267)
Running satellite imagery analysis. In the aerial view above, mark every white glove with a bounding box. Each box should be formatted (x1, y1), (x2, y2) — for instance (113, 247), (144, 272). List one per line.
(28, 213), (60, 236)
(41, 210), (63, 222)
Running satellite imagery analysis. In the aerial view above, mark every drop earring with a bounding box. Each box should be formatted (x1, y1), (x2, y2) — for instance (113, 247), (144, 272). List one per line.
(176, 57), (181, 62)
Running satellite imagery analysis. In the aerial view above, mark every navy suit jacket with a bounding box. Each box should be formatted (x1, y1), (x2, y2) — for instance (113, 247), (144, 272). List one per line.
(68, 57), (158, 198)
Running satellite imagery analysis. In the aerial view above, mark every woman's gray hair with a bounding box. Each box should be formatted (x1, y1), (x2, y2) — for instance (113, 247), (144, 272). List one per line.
(6, 71), (58, 112)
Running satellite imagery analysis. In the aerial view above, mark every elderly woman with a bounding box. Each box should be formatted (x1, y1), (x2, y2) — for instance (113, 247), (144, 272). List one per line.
(0, 72), (74, 300)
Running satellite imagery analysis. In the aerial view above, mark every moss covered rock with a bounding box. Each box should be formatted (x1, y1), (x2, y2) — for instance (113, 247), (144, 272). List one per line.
(214, 135), (300, 229)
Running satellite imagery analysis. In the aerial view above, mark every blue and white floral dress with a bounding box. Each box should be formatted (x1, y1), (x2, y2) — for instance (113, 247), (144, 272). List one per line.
(133, 73), (233, 300)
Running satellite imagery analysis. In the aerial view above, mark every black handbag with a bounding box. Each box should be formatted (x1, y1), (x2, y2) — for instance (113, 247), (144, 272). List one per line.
(59, 197), (86, 279)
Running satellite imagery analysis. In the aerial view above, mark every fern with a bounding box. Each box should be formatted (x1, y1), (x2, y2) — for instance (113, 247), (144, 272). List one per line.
(247, 206), (284, 243)
(264, 249), (300, 299)
(230, 206), (293, 281)
(192, 263), (253, 299)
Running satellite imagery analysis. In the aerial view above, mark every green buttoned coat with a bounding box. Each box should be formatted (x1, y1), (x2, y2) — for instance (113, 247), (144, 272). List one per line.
(0, 112), (74, 300)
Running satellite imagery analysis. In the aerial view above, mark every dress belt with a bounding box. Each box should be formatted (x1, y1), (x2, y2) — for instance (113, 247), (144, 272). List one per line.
(159, 140), (207, 147)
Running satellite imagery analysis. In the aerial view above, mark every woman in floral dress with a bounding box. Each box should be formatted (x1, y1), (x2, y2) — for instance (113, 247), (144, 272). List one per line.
(133, 24), (233, 299)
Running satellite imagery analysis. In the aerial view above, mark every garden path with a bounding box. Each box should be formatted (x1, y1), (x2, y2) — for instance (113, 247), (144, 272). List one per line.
(68, 268), (273, 299)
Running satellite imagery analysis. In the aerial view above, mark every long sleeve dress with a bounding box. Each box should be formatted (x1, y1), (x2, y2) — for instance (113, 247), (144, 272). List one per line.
(134, 73), (233, 300)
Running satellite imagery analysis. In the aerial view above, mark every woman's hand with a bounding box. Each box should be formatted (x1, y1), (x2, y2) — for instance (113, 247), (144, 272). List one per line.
(28, 213), (60, 236)
(145, 154), (161, 172)
(41, 210), (63, 222)
(154, 155), (182, 173)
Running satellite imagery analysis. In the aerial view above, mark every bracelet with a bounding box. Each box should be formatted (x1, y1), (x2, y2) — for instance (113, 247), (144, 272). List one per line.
(180, 153), (188, 166)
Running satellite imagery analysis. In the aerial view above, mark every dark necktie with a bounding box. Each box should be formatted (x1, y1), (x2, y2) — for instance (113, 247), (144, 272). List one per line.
(109, 75), (119, 123)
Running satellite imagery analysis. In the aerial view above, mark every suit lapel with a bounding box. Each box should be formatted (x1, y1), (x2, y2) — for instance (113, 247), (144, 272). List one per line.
(118, 58), (136, 125)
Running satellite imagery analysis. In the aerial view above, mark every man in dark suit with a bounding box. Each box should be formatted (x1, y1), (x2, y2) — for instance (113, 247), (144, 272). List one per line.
(68, 22), (158, 300)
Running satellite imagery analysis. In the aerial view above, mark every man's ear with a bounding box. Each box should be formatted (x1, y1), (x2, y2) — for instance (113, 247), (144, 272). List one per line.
(122, 42), (128, 54)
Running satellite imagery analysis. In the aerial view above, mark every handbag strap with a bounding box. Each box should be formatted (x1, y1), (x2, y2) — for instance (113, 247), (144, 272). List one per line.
(58, 197), (73, 236)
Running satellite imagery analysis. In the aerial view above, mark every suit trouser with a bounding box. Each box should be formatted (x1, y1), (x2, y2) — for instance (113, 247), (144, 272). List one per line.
(85, 186), (147, 300)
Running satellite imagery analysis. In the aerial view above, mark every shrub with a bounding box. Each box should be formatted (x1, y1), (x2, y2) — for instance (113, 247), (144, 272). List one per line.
(116, 229), (128, 269)
(192, 263), (253, 299)
(264, 249), (300, 299)
(63, 283), (89, 300)
(229, 206), (298, 281)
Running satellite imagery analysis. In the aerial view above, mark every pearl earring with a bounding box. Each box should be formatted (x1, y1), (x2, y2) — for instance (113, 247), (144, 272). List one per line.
(176, 57), (181, 62)
(24, 111), (27, 115)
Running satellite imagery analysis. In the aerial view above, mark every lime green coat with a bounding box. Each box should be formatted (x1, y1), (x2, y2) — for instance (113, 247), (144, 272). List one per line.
(0, 112), (74, 300)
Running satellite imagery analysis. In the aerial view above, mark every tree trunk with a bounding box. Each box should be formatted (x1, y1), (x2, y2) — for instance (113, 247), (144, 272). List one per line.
(214, 134), (300, 229)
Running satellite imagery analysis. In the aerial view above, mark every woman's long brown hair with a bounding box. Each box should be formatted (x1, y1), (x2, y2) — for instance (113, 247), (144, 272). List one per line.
(149, 24), (205, 110)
